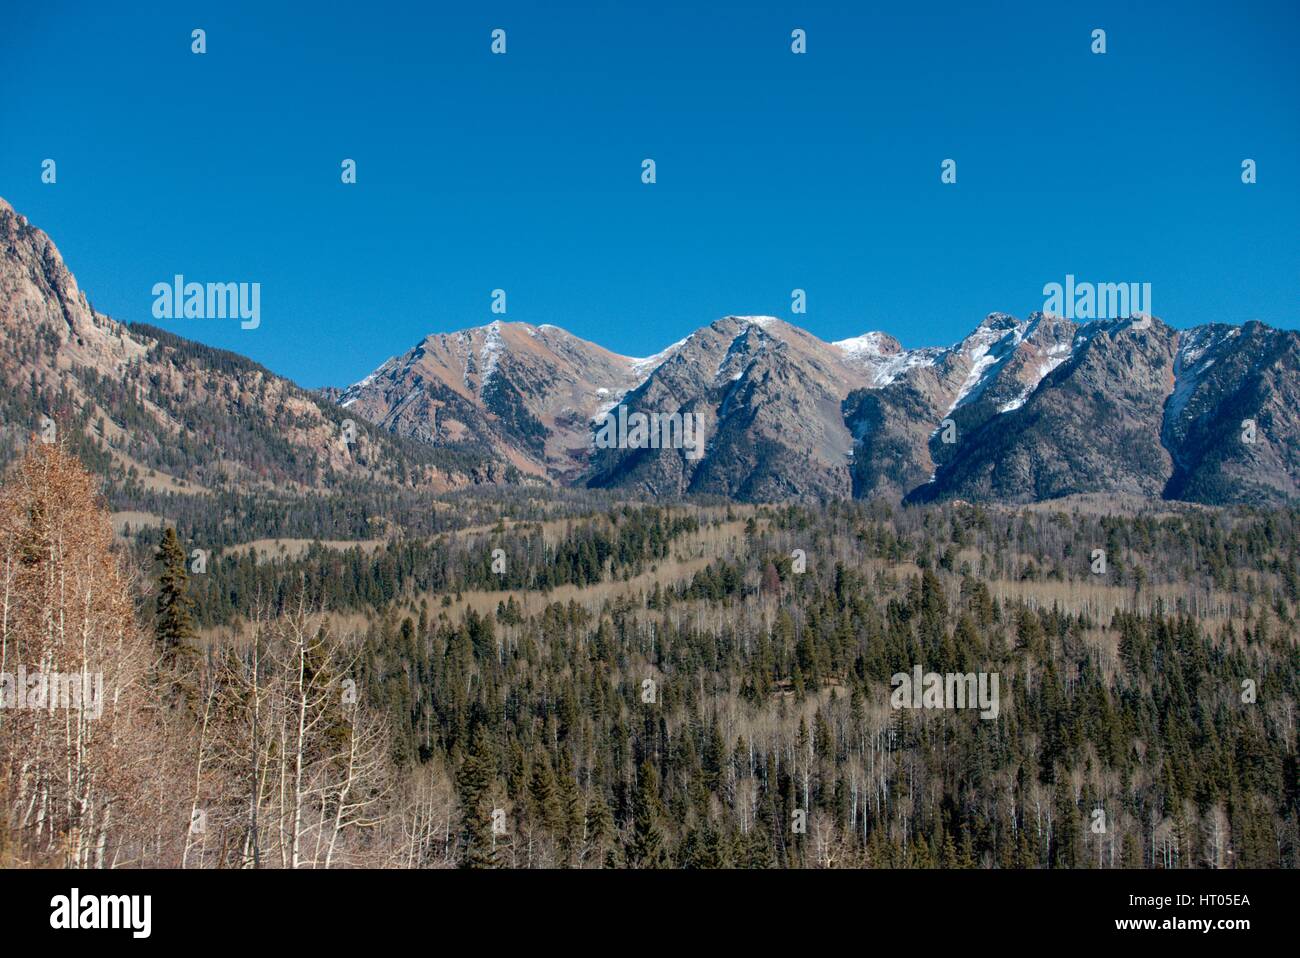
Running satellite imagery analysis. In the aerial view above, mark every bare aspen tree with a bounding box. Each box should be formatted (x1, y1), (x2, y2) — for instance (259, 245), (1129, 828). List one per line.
(0, 443), (174, 866)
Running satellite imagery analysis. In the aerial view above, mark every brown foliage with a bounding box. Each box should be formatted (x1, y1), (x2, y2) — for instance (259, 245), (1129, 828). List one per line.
(0, 441), (177, 866)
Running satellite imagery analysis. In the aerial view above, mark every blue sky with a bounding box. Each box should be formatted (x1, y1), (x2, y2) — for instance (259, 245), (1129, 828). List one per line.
(2, 0), (1296, 388)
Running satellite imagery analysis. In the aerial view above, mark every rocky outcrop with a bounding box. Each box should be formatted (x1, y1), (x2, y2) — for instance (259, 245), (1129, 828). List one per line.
(0, 196), (469, 494)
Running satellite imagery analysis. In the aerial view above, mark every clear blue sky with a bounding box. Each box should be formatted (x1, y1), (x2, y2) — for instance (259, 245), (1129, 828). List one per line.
(2, 0), (1296, 388)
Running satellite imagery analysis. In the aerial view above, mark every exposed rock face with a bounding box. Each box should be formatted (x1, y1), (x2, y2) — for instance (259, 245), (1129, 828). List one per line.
(584, 316), (874, 500)
(909, 319), (1180, 504)
(906, 318), (1300, 507)
(845, 313), (1079, 501)
(334, 303), (1300, 507)
(0, 197), (149, 377)
(1161, 322), (1300, 505)
(338, 320), (651, 482)
(0, 196), (467, 494)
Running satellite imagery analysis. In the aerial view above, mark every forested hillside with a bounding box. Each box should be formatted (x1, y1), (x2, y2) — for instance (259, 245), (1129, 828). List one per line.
(342, 498), (1299, 868)
(144, 484), (1296, 869)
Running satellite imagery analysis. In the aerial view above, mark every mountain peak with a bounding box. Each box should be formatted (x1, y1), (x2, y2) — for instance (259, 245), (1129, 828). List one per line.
(977, 311), (1021, 330)
(833, 330), (903, 357)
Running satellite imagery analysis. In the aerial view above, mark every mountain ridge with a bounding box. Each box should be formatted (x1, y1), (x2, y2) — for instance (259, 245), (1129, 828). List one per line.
(2, 196), (1295, 509)
(344, 309), (1298, 506)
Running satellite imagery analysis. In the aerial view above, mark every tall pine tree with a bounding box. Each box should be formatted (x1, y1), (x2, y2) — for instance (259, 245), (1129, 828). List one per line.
(153, 527), (198, 708)
(458, 726), (500, 868)
(626, 759), (670, 868)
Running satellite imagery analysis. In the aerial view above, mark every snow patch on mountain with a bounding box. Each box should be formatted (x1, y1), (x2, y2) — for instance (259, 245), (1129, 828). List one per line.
(628, 334), (690, 380)
(945, 315), (1030, 414)
(833, 331), (896, 357)
(590, 391), (626, 422)
(997, 341), (1074, 413)
(872, 348), (943, 387)
(340, 357), (397, 407)
(833, 330), (945, 388)
(479, 320), (505, 386)
(1166, 325), (1239, 427)
(714, 323), (770, 384)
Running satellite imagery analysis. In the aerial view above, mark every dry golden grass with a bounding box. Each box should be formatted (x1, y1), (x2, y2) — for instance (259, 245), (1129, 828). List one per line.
(111, 510), (167, 535)
(236, 537), (389, 563)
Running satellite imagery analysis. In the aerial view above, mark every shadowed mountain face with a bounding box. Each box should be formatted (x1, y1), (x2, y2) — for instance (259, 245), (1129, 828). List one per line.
(583, 316), (875, 501)
(1160, 322), (1300, 505)
(845, 313), (1080, 501)
(2, 196), (1296, 507)
(907, 318), (1300, 507)
(906, 320), (1180, 504)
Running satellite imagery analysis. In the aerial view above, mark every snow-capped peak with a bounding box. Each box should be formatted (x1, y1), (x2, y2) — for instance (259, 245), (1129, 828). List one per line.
(834, 330), (934, 386)
(833, 330), (900, 358)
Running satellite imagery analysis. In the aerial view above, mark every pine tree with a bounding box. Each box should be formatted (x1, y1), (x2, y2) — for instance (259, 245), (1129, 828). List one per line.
(586, 790), (615, 863)
(626, 759), (670, 868)
(958, 831), (977, 868)
(458, 727), (499, 868)
(154, 528), (198, 665)
(941, 829), (958, 867)
(529, 754), (563, 834)
(557, 773), (583, 863)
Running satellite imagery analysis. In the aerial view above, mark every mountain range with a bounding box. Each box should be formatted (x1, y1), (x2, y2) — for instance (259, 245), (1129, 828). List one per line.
(341, 308), (1299, 507)
(2, 195), (1296, 510)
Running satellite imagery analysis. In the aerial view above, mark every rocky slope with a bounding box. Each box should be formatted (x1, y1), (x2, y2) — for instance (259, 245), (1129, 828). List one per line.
(843, 312), (1080, 500)
(0, 196), (479, 501)
(908, 318), (1300, 507)
(337, 320), (657, 482)
(1161, 321), (1300, 505)
(907, 318), (1179, 503)
(583, 316), (880, 499)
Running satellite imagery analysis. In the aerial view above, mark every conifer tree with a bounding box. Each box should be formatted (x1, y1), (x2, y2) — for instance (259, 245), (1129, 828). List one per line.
(458, 727), (499, 868)
(586, 789), (615, 864)
(626, 759), (670, 868)
(529, 754), (563, 833)
(154, 528), (197, 665)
